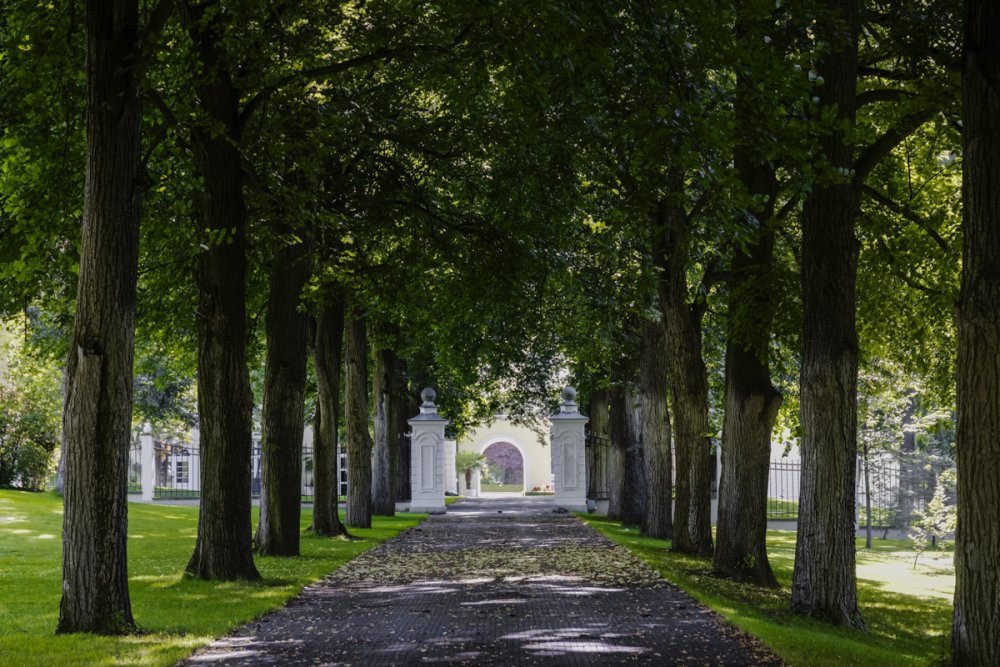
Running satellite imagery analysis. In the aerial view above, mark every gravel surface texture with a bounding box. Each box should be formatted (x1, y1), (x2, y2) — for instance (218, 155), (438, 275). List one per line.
(179, 497), (783, 666)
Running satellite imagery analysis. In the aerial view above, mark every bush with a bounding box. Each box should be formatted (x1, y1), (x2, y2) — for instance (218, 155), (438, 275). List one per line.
(0, 323), (61, 491)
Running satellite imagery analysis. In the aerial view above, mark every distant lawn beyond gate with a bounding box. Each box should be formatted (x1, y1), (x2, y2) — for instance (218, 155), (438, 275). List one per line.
(0, 489), (424, 667)
(480, 483), (523, 493)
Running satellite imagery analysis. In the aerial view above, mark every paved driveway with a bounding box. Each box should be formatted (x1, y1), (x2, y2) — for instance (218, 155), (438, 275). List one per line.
(180, 497), (781, 666)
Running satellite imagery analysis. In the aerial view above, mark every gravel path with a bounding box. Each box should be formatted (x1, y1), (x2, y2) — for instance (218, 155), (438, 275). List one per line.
(180, 497), (782, 666)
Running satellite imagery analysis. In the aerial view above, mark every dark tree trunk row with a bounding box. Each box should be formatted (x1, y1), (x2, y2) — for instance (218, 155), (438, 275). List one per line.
(791, 0), (863, 627)
(639, 318), (672, 539)
(255, 230), (313, 556)
(953, 1), (1000, 662)
(58, 0), (142, 633)
(309, 300), (346, 536)
(345, 314), (373, 528)
(652, 192), (714, 557)
(181, 0), (260, 582)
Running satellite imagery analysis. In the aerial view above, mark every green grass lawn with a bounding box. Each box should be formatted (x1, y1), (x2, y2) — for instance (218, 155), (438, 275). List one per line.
(579, 514), (953, 667)
(480, 483), (522, 492)
(0, 489), (425, 667)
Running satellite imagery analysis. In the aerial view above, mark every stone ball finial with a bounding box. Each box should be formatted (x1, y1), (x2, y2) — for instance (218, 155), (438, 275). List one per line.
(562, 386), (577, 403)
(421, 387), (437, 404)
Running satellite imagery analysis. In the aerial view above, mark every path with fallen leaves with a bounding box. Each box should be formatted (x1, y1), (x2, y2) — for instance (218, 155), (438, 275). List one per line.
(180, 497), (781, 666)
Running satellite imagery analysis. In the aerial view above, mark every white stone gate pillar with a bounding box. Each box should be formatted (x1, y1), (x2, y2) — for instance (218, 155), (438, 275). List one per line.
(140, 423), (155, 502)
(551, 386), (588, 512)
(408, 388), (448, 514)
(444, 439), (458, 495)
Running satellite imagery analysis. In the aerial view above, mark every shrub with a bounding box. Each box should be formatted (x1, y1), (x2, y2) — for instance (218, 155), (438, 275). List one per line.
(0, 323), (61, 491)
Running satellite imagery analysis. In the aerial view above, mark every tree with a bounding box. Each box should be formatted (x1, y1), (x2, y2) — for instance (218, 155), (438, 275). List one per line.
(372, 346), (399, 516)
(653, 191), (715, 557)
(255, 229), (313, 556)
(58, 0), (142, 634)
(952, 0), (1000, 661)
(638, 317), (672, 539)
(791, 0), (865, 628)
(344, 313), (372, 528)
(179, 0), (260, 582)
(455, 450), (486, 493)
(309, 298), (346, 536)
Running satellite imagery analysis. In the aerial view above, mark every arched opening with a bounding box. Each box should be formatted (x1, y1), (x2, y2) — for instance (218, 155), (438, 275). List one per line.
(480, 441), (524, 493)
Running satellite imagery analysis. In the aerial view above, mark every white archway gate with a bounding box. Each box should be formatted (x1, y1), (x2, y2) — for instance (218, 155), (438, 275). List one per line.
(410, 386), (588, 512)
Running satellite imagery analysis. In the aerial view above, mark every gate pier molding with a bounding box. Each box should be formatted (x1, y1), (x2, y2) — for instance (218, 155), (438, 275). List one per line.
(550, 386), (588, 512)
(408, 388), (449, 514)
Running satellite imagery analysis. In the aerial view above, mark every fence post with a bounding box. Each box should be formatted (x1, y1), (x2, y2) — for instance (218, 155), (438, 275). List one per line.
(140, 423), (154, 502)
(408, 388), (449, 514)
(551, 387), (589, 512)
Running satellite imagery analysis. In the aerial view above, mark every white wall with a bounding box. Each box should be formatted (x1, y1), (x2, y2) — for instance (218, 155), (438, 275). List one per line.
(457, 416), (551, 492)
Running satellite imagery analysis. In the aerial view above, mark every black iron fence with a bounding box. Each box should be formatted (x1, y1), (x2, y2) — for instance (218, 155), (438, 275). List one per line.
(767, 459), (801, 519)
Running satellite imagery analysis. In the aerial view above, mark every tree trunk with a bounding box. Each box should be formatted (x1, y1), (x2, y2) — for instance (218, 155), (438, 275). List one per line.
(255, 231), (312, 556)
(652, 192), (714, 556)
(715, 339), (782, 586)
(606, 366), (629, 521)
(587, 388), (610, 503)
(623, 382), (647, 527)
(639, 318), (672, 539)
(311, 313), (343, 535)
(182, 0), (259, 582)
(713, 49), (783, 585)
(345, 314), (372, 528)
(58, 0), (141, 633)
(371, 347), (397, 516)
(393, 358), (411, 502)
(310, 300), (346, 536)
(953, 2), (1000, 662)
(791, 0), (862, 627)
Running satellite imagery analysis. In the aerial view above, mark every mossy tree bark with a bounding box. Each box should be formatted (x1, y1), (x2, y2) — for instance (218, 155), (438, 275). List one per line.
(309, 300), (346, 536)
(255, 230), (313, 556)
(790, 0), (863, 627)
(639, 318), (672, 539)
(181, 0), (259, 582)
(58, 0), (141, 634)
(345, 314), (373, 528)
(952, 2), (1000, 662)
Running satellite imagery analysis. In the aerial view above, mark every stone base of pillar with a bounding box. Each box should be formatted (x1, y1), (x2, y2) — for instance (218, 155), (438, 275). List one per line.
(555, 495), (588, 513)
(409, 503), (447, 515)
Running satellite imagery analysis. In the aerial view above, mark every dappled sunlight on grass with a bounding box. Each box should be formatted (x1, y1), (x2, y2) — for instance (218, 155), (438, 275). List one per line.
(0, 489), (424, 666)
(579, 514), (952, 667)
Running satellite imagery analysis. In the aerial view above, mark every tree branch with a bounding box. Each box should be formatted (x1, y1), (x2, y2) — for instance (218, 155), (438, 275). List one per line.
(874, 237), (946, 296)
(853, 107), (938, 187)
(856, 88), (913, 108)
(238, 47), (402, 131)
(861, 185), (951, 252)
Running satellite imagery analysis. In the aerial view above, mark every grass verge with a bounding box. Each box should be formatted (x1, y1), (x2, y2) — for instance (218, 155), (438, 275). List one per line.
(480, 484), (522, 492)
(0, 489), (424, 667)
(578, 514), (952, 667)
